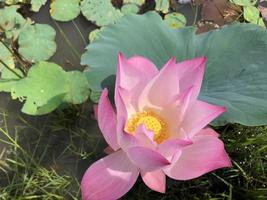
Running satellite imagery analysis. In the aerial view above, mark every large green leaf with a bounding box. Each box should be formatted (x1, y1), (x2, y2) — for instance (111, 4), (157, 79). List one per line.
(50, 0), (80, 22)
(18, 24), (57, 62)
(0, 62), (90, 115)
(81, 12), (267, 126)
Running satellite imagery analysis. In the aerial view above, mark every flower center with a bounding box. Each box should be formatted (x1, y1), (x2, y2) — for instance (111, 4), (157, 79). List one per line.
(125, 111), (169, 144)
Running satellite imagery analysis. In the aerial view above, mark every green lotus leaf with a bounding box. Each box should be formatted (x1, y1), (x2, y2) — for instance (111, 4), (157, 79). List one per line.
(121, 3), (139, 15)
(0, 42), (15, 72)
(0, 62), (90, 115)
(31, 0), (47, 12)
(81, 12), (267, 126)
(18, 24), (57, 62)
(244, 6), (265, 27)
(81, 0), (122, 26)
(50, 0), (80, 22)
(0, 5), (31, 40)
(164, 12), (186, 29)
(155, 0), (170, 14)
(123, 0), (145, 6)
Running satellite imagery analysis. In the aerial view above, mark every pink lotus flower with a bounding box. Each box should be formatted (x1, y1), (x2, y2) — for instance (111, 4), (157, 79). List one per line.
(81, 53), (231, 200)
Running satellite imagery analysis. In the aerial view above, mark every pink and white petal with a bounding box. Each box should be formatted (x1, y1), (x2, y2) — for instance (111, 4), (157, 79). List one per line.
(115, 53), (158, 111)
(141, 169), (166, 193)
(158, 87), (194, 138)
(158, 139), (192, 161)
(195, 128), (220, 138)
(163, 135), (232, 180)
(81, 150), (139, 200)
(98, 89), (119, 151)
(134, 125), (157, 149)
(181, 100), (226, 138)
(178, 57), (206, 101)
(127, 146), (170, 171)
(138, 57), (179, 110)
(116, 90), (139, 151)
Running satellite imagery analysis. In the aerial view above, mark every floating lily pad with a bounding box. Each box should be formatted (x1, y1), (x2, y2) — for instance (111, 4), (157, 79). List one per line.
(230, 0), (257, 6)
(81, 12), (267, 126)
(0, 5), (31, 40)
(123, 0), (145, 6)
(18, 24), (57, 62)
(244, 6), (265, 27)
(121, 4), (139, 15)
(64, 71), (90, 104)
(0, 42), (15, 72)
(0, 62), (90, 115)
(31, 0), (47, 12)
(155, 0), (170, 14)
(164, 12), (186, 29)
(81, 0), (122, 26)
(50, 0), (80, 22)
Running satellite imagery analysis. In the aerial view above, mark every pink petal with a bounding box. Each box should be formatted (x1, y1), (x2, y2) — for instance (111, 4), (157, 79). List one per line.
(178, 57), (206, 101)
(116, 90), (138, 151)
(115, 53), (158, 113)
(81, 150), (139, 200)
(98, 89), (119, 151)
(158, 139), (192, 161)
(103, 146), (115, 155)
(138, 57), (206, 110)
(138, 57), (179, 110)
(181, 100), (226, 138)
(195, 127), (219, 137)
(164, 134), (232, 180)
(134, 125), (157, 149)
(127, 146), (170, 171)
(158, 86), (194, 138)
(141, 169), (166, 193)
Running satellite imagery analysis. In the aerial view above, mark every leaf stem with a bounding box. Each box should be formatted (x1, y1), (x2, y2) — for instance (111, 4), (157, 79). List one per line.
(52, 20), (81, 61)
(71, 20), (87, 46)
(0, 40), (27, 75)
(0, 59), (23, 79)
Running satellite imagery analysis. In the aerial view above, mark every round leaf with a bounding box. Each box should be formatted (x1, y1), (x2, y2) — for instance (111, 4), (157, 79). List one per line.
(50, 0), (80, 22)
(0, 5), (31, 40)
(81, 12), (267, 126)
(6, 62), (90, 115)
(31, 0), (47, 12)
(230, 0), (257, 6)
(64, 71), (90, 104)
(155, 0), (170, 14)
(164, 12), (186, 29)
(123, 0), (145, 6)
(121, 4), (140, 15)
(244, 6), (265, 27)
(18, 24), (57, 62)
(81, 0), (122, 26)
